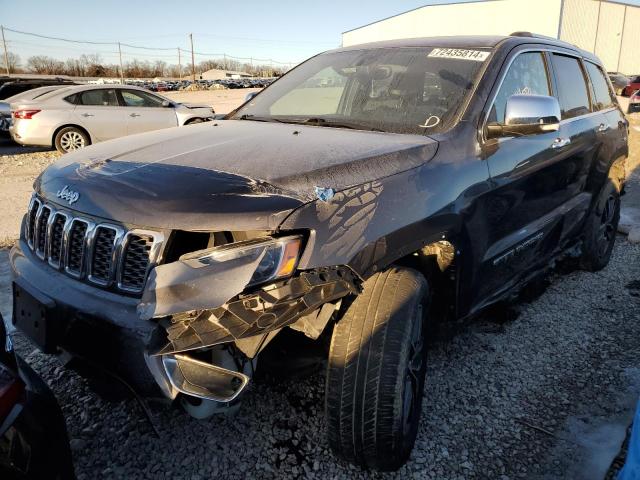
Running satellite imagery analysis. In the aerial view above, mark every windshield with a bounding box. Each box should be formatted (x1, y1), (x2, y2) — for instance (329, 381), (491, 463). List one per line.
(230, 46), (490, 134)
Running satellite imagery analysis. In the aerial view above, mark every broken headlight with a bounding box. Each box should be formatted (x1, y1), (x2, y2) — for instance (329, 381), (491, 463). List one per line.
(181, 235), (303, 287)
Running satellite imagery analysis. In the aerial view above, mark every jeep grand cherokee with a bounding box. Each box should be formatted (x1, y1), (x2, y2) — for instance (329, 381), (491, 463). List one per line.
(10, 33), (628, 470)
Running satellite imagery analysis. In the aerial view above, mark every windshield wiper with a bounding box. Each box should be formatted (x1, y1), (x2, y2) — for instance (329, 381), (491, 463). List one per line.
(295, 118), (385, 132)
(238, 114), (286, 123)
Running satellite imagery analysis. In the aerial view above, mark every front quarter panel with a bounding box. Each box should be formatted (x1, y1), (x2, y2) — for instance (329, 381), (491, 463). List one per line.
(282, 123), (492, 280)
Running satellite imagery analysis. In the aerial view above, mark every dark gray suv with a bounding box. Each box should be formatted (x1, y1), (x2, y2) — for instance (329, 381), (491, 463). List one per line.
(10, 33), (628, 470)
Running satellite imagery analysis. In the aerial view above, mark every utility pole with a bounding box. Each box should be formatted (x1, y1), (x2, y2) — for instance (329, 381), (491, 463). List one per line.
(223, 54), (227, 72)
(177, 47), (182, 81)
(189, 34), (195, 81)
(1, 26), (10, 75)
(250, 57), (253, 76)
(118, 42), (124, 84)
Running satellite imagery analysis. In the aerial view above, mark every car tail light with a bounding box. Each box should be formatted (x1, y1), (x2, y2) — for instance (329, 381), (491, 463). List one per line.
(0, 364), (24, 423)
(12, 109), (41, 119)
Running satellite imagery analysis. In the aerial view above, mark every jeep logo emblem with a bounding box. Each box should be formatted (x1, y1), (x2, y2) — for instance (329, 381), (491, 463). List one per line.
(56, 185), (80, 205)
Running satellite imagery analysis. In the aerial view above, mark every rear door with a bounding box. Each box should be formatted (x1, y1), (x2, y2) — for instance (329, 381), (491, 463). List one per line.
(72, 89), (127, 141)
(474, 48), (598, 306)
(117, 89), (177, 135)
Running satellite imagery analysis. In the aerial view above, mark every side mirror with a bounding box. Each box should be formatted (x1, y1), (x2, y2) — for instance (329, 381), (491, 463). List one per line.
(244, 92), (258, 102)
(161, 100), (172, 108)
(487, 94), (560, 139)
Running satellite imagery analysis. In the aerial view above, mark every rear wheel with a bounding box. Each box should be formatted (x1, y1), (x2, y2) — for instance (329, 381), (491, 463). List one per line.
(580, 179), (621, 271)
(325, 266), (428, 471)
(54, 127), (90, 153)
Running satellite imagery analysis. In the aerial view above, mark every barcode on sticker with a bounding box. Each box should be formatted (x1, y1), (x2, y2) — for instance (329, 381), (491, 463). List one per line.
(428, 48), (490, 61)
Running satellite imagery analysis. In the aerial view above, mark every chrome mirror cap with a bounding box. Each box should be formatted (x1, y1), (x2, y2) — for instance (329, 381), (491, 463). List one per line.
(488, 94), (561, 139)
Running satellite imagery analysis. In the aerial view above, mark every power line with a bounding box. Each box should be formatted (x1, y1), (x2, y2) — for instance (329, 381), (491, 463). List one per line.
(3, 26), (302, 65)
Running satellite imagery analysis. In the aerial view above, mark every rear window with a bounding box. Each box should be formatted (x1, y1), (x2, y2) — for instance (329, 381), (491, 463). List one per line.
(585, 62), (615, 111)
(79, 89), (118, 106)
(550, 54), (590, 120)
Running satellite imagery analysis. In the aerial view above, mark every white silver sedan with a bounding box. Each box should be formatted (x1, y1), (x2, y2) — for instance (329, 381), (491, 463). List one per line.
(9, 84), (215, 152)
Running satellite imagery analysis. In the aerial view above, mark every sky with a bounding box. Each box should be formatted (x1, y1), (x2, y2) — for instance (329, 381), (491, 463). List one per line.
(1, 0), (458, 68)
(3, 0), (640, 68)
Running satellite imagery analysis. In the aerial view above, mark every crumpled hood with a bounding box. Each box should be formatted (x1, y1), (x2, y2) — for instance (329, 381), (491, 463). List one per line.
(37, 120), (438, 231)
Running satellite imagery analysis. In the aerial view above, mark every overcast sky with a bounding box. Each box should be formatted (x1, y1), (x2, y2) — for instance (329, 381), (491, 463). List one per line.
(3, 0), (640, 67)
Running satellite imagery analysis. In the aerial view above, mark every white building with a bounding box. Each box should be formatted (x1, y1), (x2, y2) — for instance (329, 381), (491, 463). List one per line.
(342, 0), (640, 74)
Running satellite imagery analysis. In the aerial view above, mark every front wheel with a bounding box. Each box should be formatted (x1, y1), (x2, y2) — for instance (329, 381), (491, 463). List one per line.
(54, 127), (90, 153)
(325, 267), (428, 471)
(580, 179), (621, 271)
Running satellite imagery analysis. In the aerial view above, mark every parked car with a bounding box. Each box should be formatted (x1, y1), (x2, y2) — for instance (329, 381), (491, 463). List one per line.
(0, 315), (74, 479)
(10, 33), (627, 471)
(608, 71), (630, 95)
(629, 90), (640, 113)
(9, 84), (215, 152)
(622, 75), (640, 96)
(0, 78), (77, 100)
(0, 85), (69, 135)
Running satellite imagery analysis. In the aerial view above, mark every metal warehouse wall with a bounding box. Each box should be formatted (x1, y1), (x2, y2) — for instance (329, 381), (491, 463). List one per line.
(342, 0), (640, 74)
(561, 0), (640, 73)
(341, 0), (562, 47)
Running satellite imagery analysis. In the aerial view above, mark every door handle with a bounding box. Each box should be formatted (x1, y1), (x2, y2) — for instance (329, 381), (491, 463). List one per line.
(551, 137), (571, 149)
(80, 113), (94, 117)
(129, 113), (141, 118)
(597, 123), (610, 132)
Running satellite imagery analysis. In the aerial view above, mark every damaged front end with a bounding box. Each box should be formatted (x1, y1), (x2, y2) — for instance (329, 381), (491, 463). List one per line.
(140, 234), (360, 415)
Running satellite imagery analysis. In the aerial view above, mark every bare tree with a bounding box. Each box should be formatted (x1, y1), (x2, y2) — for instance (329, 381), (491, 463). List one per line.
(26, 55), (65, 74)
(3, 51), (20, 73)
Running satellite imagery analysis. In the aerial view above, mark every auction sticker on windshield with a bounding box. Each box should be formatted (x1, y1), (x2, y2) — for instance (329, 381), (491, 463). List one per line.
(428, 48), (490, 61)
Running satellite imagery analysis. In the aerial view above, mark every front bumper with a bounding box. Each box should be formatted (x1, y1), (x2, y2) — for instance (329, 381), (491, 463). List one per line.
(10, 241), (162, 396)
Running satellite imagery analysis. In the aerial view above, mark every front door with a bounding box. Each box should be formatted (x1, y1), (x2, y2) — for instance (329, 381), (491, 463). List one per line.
(118, 89), (177, 135)
(472, 49), (599, 309)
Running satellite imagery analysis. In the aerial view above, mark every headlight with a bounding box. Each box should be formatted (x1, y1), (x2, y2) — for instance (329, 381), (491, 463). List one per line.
(181, 235), (303, 287)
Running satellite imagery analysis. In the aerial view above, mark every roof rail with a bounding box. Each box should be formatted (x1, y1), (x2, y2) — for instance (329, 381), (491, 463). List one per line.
(510, 31), (557, 41)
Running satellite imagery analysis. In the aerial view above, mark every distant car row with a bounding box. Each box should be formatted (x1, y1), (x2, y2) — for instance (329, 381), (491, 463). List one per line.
(128, 77), (275, 91)
(607, 71), (640, 97)
(4, 84), (216, 152)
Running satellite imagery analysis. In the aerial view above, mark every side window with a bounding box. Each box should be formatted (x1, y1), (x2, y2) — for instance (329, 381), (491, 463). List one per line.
(489, 52), (550, 124)
(585, 62), (615, 110)
(79, 89), (118, 106)
(550, 54), (590, 120)
(121, 90), (164, 108)
(64, 93), (79, 105)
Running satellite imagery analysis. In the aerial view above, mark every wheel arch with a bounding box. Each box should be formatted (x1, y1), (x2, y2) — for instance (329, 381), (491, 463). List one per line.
(52, 123), (93, 147)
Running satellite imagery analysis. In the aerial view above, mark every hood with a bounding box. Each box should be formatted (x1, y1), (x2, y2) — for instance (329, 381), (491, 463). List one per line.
(37, 120), (438, 231)
(179, 102), (213, 110)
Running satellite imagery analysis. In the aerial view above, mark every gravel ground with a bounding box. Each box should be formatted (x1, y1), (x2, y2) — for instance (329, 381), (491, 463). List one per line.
(4, 237), (639, 479)
(0, 106), (639, 479)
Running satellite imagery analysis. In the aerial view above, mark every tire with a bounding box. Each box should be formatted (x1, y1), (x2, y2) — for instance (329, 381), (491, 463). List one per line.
(54, 127), (90, 153)
(326, 266), (428, 471)
(580, 178), (621, 271)
(185, 118), (204, 125)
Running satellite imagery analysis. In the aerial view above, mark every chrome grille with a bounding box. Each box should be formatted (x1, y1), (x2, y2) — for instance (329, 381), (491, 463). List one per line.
(23, 197), (163, 294)
(35, 206), (51, 258)
(120, 234), (154, 291)
(89, 226), (118, 284)
(66, 220), (88, 276)
(47, 213), (67, 267)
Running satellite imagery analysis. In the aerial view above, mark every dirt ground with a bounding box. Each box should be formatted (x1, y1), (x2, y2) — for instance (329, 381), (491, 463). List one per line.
(162, 88), (261, 114)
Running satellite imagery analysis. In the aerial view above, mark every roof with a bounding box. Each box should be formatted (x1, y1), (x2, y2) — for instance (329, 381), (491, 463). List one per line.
(326, 34), (601, 64)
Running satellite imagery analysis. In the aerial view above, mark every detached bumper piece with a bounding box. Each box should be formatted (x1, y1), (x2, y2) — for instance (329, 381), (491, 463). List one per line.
(152, 266), (360, 356)
(162, 354), (249, 402)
